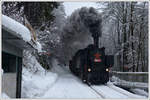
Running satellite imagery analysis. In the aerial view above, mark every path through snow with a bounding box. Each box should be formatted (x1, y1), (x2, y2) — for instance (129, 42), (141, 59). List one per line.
(42, 59), (146, 99)
(42, 59), (101, 98)
(22, 59), (147, 99)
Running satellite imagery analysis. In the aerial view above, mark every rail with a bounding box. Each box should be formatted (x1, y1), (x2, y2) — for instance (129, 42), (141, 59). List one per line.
(89, 86), (105, 98)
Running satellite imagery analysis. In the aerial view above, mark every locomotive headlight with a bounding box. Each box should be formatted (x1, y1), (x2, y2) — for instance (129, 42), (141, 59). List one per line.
(106, 68), (109, 72)
(88, 68), (91, 72)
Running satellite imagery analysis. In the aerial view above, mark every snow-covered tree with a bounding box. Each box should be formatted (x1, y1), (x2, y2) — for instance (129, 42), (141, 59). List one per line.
(2, 2), (64, 70)
(97, 2), (148, 72)
(35, 3), (67, 69)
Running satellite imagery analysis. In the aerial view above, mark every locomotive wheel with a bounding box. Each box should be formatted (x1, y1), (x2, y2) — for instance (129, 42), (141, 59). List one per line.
(79, 72), (84, 81)
(79, 70), (87, 83)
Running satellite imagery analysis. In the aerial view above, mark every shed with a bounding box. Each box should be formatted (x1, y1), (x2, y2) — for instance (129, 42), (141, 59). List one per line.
(2, 15), (41, 98)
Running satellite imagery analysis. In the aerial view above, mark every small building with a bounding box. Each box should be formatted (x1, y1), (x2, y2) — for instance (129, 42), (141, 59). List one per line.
(2, 15), (41, 98)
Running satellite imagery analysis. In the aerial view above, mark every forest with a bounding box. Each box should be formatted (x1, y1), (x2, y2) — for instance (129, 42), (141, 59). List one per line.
(2, 1), (148, 72)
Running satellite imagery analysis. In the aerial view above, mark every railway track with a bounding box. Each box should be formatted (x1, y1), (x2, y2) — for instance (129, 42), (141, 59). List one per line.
(88, 83), (141, 99)
(74, 76), (145, 99)
(107, 83), (145, 98)
(89, 86), (106, 98)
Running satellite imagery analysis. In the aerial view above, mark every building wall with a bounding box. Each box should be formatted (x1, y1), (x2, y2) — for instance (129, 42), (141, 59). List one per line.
(2, 40), (22, 57)
(2, 36), (23, 98)
(2, 24), (32, 98)
(2, 73), (17, 98)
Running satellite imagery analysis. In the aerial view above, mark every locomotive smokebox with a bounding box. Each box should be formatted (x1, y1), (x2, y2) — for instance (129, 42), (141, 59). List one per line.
(79, 7), (102, 48)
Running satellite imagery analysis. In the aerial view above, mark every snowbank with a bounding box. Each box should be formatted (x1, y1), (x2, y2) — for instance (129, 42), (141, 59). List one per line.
(22, 55), (146, 99)
(111, 76), (148, 89)
(110, 76), (148, 97)
(22, 54), (58, 98)
(22, 67), (57, 98)
(1, 68), (3, 75)
(107, 82), (146, 98)
(23, 52), (45, 75)
(42, 60), (102, 99)
(2, 14), (31, 42)
(36, 41), (42, 53)
(130, 88), (148, 97)
(112, 71), (148, 74)
(1, 93), (10, 98)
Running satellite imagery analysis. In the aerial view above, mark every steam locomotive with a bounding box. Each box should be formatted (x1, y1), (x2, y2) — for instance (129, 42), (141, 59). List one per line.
(69, 44), (114, 85)
(69, 7), (114, 85)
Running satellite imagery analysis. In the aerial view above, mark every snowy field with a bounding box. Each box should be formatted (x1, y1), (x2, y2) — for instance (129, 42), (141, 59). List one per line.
(20, 57), (147, 99)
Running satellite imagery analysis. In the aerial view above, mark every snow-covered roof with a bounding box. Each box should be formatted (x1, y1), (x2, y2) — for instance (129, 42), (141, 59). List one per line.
(2, 14), (42, 52)
(2, 14), (31, 42)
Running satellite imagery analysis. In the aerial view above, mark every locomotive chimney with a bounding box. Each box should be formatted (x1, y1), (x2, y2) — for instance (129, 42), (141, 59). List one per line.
(90, 20), (101, 48)
(92, 31), (100, 48)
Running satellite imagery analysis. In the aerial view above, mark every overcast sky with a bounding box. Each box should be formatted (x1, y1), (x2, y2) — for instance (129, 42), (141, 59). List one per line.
(63, 2), (98, 17)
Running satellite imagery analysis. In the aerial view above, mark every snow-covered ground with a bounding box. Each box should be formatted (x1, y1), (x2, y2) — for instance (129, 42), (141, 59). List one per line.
(111, 75), (148, 92)
(21, 67), (57, 98)
(21, 54), (57, 98)
(130, 88), (148, 97)
(21, 56), (148, 99)
(42, 59), (101, 98)
(1, 93), (10, 99)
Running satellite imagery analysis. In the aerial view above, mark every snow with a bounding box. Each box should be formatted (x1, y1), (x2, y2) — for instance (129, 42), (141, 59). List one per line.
(42, 59), (101, 98)
(1, 93), (10, 98)
(22, 58), (101, 98)
(130, 88), (148, 97)
(23, 52), (45, 75)
(35, 41), (42, 52)
(107, 82), (146, 98)
(22, 54), (57, 98)
(1, 68), (3, 75)
(22, 67), (57, 98)
(111, 76), (148, 89)
(2, 14), (31, 42)
(42, 74), (101, 98)
(112, 71), (148, 74)
(22, 57), (147, 99)
(92, 85), (129, 98)
(2, 14), (43, 51)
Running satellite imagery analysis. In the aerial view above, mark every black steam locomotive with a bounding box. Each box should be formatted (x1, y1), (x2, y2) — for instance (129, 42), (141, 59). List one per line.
(69, 44), (114, 85)
(69, 7), (114, 85)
